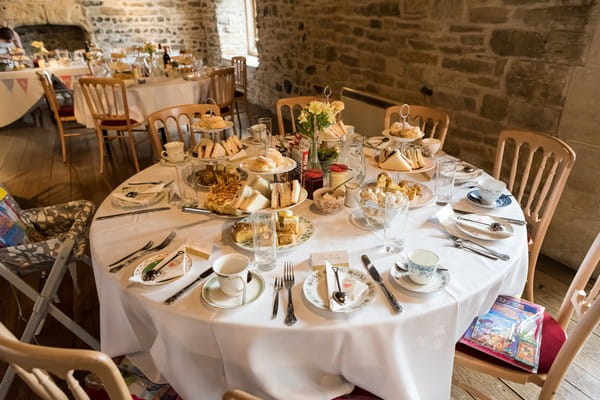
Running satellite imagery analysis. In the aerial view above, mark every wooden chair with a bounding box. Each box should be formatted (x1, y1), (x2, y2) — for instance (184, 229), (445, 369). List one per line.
(454, 233), (600, 400)
(0, 321), (130, 400)
(384, 105), (450, 147)
(275, 95), (323, 135)
(147, 103), (221, 158)
(209, 66), (237, 136)
(37, 71), (81, 162)
(223, 389), (264, 400)
(231, 56), (252, 132)
(79, 77), (151, 174)
(493, 130), (576, 301)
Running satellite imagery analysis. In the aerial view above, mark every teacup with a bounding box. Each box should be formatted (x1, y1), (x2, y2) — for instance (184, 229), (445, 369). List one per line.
(407, 249), (439, 285)
(421, 138), (441, 156)
(478, 177), (506, 205)
(213, 254), (250, 297)
(161, 141), (185, 163)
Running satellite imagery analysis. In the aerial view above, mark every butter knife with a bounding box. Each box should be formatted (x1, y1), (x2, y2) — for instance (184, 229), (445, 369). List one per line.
(96, 206), (171, 220)
(452, 208), (526, 225)
(361, 255), (403, 314)
(164, 266), (214, 305)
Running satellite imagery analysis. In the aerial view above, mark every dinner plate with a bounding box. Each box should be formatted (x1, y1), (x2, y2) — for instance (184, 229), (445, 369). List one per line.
(455, 214), (514, 241)
(370, 154), (435, 174)
(466, 190), (512, 209)
(239, 156), (297, 175)
(390, 265), (450, 294)
(191, 120), (234, 133)
(231, 215), (314, 253)
(130, 252), (192, 286)
(111, 187), (166, 209)
(303, 269), (376, 313)
(382, 128), (424, 142)
(454, 162), (483, 183)
(201, 271), (264, 309)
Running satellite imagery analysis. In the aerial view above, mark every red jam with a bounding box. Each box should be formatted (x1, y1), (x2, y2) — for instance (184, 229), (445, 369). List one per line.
(330, 164), (349, 173)
(304, 168), (324, 199)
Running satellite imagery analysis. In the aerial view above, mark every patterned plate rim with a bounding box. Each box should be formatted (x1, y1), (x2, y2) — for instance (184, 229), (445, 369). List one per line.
(389, 267), (450, 294)
(132, 252), (192, 286)
(201, 271), (265, 309)
(302, 269), (376, 313)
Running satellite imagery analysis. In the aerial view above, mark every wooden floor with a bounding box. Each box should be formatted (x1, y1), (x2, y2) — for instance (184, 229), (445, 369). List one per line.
(0, 110), (598, 399)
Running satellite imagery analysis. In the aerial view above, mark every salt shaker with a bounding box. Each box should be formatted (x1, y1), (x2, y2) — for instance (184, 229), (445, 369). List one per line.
(344, 182), (359, 207)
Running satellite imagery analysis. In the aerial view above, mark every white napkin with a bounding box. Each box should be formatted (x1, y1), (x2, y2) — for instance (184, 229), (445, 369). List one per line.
(112, 183), (166, 205)
(325, 261), (367, 312)
(128, 246), (188, 284)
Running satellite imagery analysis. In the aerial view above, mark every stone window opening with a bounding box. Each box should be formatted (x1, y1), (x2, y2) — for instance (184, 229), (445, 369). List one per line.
(217, 0), (259, 67)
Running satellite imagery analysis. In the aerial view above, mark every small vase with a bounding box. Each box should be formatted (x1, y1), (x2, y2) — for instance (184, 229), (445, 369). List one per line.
(304, 128), (324, 200)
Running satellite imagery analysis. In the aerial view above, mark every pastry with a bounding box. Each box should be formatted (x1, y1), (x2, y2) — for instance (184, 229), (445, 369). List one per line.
(251, 156), (277, 172)
(266, 148), (284, 165)
(232, 222), (253, 243)
(389, 122), (422, 138)
(277, 232), (296, 246)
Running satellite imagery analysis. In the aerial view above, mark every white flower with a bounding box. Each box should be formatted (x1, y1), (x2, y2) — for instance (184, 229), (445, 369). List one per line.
(331, 101), (345, 114)
(308, 101), (323, 115)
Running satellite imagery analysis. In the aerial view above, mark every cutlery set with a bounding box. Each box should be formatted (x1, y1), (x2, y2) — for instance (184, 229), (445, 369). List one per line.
(271, 262), (298, 325)
(109, 231), (176, 273)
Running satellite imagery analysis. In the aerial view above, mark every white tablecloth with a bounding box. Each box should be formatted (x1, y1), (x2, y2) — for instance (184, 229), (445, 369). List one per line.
(0, 64), (89, 127)
(73, 76), (211, 128)
(89, 158), (528, 400)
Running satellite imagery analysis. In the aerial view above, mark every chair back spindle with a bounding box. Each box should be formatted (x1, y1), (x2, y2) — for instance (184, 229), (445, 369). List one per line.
(275, 96), (324, 135)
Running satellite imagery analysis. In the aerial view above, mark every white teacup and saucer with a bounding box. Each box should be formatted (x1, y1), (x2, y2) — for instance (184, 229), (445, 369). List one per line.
(389, 249), (450, 294)
(201, 254), (265, 309)
(466, 177), (512, 209)
(160, 141), (189, 166)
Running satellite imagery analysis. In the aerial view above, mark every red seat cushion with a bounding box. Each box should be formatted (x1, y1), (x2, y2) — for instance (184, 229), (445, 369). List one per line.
(457, 311), (566, 374)
(332, 386), (380, 399)
(100, 119), (139, 127)
(57, 105), (74, 117)
(220, 106), (231, 114)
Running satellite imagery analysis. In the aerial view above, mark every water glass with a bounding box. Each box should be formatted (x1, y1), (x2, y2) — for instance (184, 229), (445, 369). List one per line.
(175, 162), (197, 207)
(383, 192), (409, 253)
(434, 160), (457, 204)
(257, 117), (272, 154)
(252, 211), (277, 271)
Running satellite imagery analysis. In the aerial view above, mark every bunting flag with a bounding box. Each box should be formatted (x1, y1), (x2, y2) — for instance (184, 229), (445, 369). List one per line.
(59, 75), (72, 90)
(1, 79), (14, 92)
(16, 78), (28, 93)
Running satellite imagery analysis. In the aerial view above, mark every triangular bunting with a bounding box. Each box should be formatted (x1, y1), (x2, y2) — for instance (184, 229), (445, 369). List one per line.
(16, 78), (28, 93)
(1, 79), (14, 92)
(59, 75), (72, 89)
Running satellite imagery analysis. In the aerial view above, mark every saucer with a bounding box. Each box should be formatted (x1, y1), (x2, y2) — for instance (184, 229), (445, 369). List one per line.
(454, 162), (483, 183)
(201, 271), (264, 309)
(390, 265), (450, 294)
(160, 154), (191, 167)
(130, 252), (191, 286)
(455, 214), (514, 241)
(466, 190), (512, 209)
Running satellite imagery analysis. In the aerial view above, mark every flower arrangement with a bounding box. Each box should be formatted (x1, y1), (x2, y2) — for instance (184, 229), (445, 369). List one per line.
(31, 41), (48, 53)
(143, 41), (157, 57)
(297, 100), (345, 139)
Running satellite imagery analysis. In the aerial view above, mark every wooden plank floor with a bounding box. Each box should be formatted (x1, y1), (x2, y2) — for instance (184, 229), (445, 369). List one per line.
(0, 109), (598, 399)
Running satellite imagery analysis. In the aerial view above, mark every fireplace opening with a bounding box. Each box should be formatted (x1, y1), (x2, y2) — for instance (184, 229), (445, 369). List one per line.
(14, 24), (90, 52)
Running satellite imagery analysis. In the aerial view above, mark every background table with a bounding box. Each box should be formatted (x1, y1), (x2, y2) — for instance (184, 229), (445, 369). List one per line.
(73, 76), (211, 128)
(89, 158), (528, 400)
(0, 64), (89, 128)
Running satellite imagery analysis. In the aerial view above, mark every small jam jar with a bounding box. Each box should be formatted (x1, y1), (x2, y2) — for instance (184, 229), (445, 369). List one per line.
(329, 163), (349, 191)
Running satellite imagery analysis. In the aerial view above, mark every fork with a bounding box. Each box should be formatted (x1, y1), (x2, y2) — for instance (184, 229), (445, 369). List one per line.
(109, 240), (154, 266)
(283, 262), (297, 326)
(271, 277), (283, 319)
(109, 231), (176, 273)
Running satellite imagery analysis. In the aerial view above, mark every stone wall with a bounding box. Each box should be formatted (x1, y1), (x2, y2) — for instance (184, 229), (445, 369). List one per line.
(250, 0), (599, 268)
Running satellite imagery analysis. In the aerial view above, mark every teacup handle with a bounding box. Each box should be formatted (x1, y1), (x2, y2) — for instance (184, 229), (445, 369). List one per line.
(235, 274), (248, 305)
(161, 150), (169, 160)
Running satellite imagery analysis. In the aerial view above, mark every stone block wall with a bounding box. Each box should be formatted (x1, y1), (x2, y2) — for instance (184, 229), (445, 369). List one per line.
(250, 0), (600, 268)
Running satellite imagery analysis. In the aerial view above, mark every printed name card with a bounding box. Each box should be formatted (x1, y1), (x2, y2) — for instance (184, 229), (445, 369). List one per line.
(185, 240), (213, 260)
(310, 250), (349, 271)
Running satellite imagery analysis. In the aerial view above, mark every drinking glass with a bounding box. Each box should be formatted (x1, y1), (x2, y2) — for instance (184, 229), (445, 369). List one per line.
(383, 192), (409, 253)
(175, 162), (197, 207)
(434, 160), (457, 204)
(257, 117), (272, 155)
(339, 133), (366, 185)
(252, 211), (278, 271)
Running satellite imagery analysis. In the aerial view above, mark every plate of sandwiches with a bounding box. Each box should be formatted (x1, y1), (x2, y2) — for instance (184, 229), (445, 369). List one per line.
(382, 122), (424, 143)
(191, 135), (247, 161)
(240, 149), (296, 175)
(191, 114), (234, 133)
(231, 210), (314, 252)
(372, 146), (435, 173)
(204, 175), (306, 216)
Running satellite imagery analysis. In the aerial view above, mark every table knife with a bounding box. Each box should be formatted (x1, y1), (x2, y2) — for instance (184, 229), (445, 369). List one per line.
(452, 208), (526, 225)
(96, 207), (171, 220)
(164, 266), (214, 305)
(361, 255), (403, 314)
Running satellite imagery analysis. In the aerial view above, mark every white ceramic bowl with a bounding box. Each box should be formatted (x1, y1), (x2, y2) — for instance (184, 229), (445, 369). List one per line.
(313, 187), (345, 214)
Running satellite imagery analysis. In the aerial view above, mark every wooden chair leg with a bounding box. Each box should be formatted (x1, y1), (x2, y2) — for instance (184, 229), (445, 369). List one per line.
(127, 128), (141, 172)
(96, 128), (105, 175)
(235, 100), (242, 134)
(57, 121), (68, 163)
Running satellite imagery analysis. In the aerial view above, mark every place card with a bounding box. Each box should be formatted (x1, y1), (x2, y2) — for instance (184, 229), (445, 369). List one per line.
(185, 240), (213, 260)
(310, 250), (349, 271)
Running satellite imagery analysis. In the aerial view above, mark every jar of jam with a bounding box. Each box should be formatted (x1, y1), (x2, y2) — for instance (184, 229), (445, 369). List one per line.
(329, 163), (349, 192)
(304, 168), (323, 200)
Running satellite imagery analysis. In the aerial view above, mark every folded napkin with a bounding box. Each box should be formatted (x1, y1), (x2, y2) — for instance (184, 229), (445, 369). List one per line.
(129, 246), (188, 284)
(113, 183), (167, 205)
(325, 261), (367, 312)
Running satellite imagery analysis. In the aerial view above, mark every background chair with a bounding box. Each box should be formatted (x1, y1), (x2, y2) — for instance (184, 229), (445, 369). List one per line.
(79, 77), (152, 174)
(493, 130), (576, 301)
(147, 103), (221, 159)
(454, 233), (600, 400)
(384, 105), (450, 147)
(275, 95), (323, 135)
(209, 67), (237, 136)
(0, 321), (129, 400)
(231, 56), (252, 131)
(37, 71), (81, 163)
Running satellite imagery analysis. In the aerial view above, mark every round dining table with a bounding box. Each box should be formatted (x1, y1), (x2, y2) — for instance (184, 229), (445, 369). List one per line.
(89, 151), (528, 400)
(0, 63), (89, 128)
(73, 76), (211, 128)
